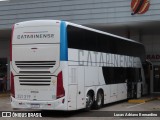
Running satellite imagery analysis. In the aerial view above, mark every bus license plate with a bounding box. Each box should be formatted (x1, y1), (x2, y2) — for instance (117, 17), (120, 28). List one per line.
(31, 104), (40, 108)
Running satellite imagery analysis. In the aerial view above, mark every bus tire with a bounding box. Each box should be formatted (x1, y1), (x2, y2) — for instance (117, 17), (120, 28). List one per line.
(85, 91), (94, 111)
(94, 90), (104, 109)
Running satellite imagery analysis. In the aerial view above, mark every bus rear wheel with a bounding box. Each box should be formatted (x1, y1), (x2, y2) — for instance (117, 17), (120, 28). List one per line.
(94, 90), (104, 109)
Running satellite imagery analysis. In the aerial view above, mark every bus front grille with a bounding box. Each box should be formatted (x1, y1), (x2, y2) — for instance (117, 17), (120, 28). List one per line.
(19, 76), (51, 86)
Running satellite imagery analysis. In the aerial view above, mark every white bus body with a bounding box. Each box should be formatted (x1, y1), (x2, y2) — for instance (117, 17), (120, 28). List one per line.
(10, 20), (146, 110)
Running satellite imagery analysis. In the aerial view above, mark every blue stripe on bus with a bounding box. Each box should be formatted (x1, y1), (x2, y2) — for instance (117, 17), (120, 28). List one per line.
(60, 21), (68, 61)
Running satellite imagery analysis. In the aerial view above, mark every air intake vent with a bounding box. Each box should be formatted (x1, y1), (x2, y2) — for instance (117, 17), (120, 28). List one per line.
(15, 61), (56, 68)
(19, 76), (51, 86)
(19, 71), (50, 74)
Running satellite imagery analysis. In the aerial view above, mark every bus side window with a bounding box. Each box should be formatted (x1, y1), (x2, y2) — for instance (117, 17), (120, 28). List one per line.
(102, 67), (127, 84)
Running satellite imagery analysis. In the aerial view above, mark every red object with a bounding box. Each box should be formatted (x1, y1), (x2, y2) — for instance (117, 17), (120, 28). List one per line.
(56, 71), (65, 99)
(47, 104), (51, 106)
(147, 54), (160, 60)
(11, 72), (15, 98)
(131, 0), (150, 15)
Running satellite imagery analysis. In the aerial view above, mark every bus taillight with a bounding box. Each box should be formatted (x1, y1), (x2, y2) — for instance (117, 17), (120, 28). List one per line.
(56, 71), (65, 99)
(11, 72), (15, 98)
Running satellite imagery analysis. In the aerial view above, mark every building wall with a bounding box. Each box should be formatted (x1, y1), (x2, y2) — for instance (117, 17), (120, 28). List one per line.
(0, 40), (9, 58)
(0, 40), (10, 90)
(0, 0), (160, 29)
(143, 34), (160, 55)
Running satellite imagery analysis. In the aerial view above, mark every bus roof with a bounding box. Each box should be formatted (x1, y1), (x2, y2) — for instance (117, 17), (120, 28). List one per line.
(14, 20), (143, 45)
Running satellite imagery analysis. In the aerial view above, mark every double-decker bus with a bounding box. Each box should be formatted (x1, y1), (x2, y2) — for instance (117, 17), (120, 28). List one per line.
(10, 20), (147, 110)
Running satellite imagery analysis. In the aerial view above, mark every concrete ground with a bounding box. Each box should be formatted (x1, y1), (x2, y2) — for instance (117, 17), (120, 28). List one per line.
(0, 95), (160, 120)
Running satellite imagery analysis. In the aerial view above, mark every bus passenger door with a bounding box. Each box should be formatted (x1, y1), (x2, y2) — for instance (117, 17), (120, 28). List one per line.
(77, 66), (85, 109)
(153, 66), (160, 92)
